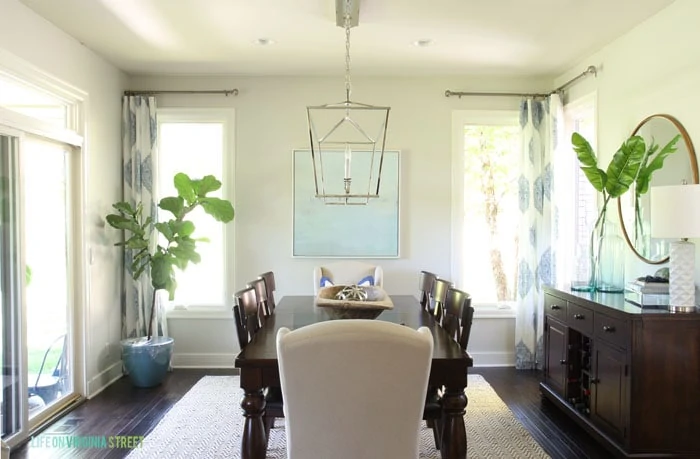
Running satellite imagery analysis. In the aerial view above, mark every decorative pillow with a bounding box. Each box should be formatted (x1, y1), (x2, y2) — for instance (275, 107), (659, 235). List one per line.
(358, 275), (375, 287)
(320, 276), (334, 287)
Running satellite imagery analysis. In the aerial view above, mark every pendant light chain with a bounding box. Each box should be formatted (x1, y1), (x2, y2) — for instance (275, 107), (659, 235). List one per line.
(344, 0), (352, 102)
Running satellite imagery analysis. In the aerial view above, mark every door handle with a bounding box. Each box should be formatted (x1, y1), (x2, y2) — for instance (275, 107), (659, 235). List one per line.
(559, 359), (567, 365)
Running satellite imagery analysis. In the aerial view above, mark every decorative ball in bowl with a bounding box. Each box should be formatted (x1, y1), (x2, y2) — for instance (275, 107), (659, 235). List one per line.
(315, 285), (394, 320)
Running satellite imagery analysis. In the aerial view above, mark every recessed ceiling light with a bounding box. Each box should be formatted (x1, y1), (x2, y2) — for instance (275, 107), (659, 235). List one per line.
(254, 38), (275, 46)
(413, 39), (434, 47)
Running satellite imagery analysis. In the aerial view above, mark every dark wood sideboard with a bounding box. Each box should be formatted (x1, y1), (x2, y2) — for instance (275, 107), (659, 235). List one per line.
(541, 286), (700, 458)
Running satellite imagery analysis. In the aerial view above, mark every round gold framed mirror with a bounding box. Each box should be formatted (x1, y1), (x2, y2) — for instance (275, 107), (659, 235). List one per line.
(617, 114), (698, 264)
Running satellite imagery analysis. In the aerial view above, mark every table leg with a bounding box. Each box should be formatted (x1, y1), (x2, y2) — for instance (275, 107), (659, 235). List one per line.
(240, 389), (267, 459)
(440, 385), (468, 459)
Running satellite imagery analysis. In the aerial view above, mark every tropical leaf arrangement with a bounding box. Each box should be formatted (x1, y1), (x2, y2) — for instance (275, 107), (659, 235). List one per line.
(106, 172), (235, 339)
(572, 132), (679, 247)
(571, 132), (647, 235)
(572, 132), (681, 279)
(630, 135), (680, 247)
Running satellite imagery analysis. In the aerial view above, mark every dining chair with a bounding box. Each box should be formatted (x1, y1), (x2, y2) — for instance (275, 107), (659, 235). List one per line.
(259, 271), (277, 314)
(233, 286), (283, 435)
(424, 287), (474, 448)
(233, 287), (261, 349)
(277, 320), (433, 459)
(418, 270), (437, 310)
(248, 278), (271, 319)
(430, 278), (453, 321)
(442, 287), (474, 351)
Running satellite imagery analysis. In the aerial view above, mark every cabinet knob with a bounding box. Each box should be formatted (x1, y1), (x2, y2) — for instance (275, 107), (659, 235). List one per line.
(590, 378), (599, 384)
(573, 314), (584, 320)
(550, 304), (562, 310)
(559, 359), (567, 365)
(602, 325), (616, 333)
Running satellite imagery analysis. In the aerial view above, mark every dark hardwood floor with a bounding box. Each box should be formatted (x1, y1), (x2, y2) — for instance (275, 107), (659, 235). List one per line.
(12, 367), (613, 459)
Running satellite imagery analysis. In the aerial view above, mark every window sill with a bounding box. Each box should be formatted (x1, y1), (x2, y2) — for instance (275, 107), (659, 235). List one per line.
(166, 306), (232, 320)
(473, 304), (517, 319)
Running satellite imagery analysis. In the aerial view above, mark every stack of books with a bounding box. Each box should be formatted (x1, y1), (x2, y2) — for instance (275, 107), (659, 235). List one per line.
(624, 278), (669, 307)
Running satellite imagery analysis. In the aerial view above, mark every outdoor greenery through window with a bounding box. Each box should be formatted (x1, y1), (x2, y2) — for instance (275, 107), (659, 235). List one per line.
(460, 123), (520, 306)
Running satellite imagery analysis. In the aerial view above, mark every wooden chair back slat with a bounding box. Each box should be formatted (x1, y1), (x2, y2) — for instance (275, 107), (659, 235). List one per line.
(233, 286), (260, 349)
(418, 271), (437, 310)
(259, 271), (277, 314)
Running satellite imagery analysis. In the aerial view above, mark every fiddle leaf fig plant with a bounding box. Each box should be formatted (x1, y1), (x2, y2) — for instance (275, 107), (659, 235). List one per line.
(106, 172), (234, 339)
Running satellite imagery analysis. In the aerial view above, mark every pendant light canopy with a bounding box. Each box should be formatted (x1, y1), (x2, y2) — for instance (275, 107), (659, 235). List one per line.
(306, 0), (391, 205)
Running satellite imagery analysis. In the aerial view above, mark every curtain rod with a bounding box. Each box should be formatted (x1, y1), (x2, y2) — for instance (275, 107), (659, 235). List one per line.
(123, 89), (239, 97)
(444, 65), (597, 99)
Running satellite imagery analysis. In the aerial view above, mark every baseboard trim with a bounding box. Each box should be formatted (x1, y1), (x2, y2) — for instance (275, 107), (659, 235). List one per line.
(469, 351), (515, 367)
(171, 353), (236, 368)
(87, 361), (123, 398)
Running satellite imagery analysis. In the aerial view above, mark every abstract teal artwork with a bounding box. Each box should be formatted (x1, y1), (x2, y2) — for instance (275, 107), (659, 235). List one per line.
(293, 149), (400, 257)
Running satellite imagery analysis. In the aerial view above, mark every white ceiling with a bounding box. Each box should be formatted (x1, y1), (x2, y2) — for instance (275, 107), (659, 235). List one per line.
(20, 0), (676, 77)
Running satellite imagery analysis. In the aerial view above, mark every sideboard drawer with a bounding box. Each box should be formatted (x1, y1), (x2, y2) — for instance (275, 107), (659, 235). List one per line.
(568, 303), (594, 335)
(594, 313), (629, 349)
(544, 294), (567, 322)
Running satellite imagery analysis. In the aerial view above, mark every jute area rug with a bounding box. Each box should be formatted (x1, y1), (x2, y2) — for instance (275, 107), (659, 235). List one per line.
(127, 374), (550, 459)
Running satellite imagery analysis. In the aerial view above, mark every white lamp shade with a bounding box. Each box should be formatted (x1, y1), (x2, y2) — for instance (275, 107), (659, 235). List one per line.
(650, 184), (700, 239)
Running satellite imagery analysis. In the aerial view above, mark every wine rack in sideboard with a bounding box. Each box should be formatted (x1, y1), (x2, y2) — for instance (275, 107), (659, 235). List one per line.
(541, 286), (700, 458)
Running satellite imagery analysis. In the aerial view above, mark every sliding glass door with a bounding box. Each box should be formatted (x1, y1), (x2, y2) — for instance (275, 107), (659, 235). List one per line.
(1, 133), (22, 439)
(24, 136), (74, 421)
(0, 130), (79, 445)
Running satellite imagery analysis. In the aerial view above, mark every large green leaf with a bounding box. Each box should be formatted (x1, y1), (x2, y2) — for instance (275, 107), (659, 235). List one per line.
(150, 254), (171, 290)
(106, 214), (142, 234)
(572, 133), (607, 192)
(174, 173), (196, 204)
(170, 238), (201, 264)
(635, 135), (680, 195)
(193, 175), (222, 197)
(112, 201), (136, 215)
(170, 220), (195, 237)
(159, 196), (185, 218)
(165, 278), (177, 301)
(125, 237), (149, 250)
(605, 136), (646, 198)
(199, 197), (235, 222)
(155, 221), (174, 241)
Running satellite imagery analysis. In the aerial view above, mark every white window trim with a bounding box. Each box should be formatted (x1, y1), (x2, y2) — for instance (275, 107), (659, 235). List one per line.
(0, 49), (89, 444)
(157, 108), (236, 316)
(561, 92), (599, 288)
(451, 110), (519, 312)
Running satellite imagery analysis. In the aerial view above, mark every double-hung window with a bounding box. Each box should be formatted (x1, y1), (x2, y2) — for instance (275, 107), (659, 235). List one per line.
(157, 109), (235, 311)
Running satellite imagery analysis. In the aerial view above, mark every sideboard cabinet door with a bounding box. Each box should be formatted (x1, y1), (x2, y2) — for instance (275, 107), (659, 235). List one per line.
(544, 316), (568, 398)
(591, 339), (628, 442)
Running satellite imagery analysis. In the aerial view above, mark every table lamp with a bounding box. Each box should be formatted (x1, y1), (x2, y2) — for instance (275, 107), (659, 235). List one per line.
(650, 184), (700, 312)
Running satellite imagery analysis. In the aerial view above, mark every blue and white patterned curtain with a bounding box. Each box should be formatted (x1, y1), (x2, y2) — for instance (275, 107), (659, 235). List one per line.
(121, 96), (167, 339)
(515, 94), (563, 369)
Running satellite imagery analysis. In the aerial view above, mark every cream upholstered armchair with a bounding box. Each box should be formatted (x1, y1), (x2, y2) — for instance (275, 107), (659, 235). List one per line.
(313, 261), (384, 295)
(276, 320), (433, 459)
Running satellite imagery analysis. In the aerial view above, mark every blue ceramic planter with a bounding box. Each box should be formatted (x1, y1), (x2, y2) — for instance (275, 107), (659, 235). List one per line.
(121, 336), (174, 387)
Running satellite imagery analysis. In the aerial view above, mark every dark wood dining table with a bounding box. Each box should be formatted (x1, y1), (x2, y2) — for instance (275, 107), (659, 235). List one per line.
(234, 295), (473, 459)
